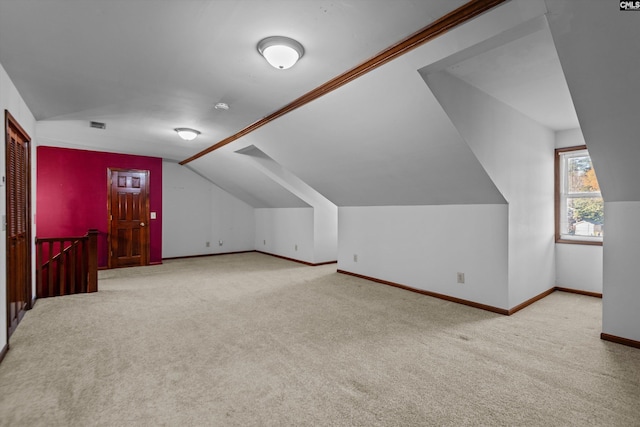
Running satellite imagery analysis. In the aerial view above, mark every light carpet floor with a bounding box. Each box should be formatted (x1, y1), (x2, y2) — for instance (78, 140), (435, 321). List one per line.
(1, 252), (639, 426)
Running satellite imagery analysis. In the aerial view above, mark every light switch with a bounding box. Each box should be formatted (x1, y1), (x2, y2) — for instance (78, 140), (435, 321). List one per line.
(150, 212), (157, 219)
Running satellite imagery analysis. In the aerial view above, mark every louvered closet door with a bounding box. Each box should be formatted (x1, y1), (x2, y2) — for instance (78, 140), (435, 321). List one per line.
(5, 111), (32, 337)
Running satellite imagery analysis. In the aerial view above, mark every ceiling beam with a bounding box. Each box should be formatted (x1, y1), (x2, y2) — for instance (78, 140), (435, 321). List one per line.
(180, 0), (508, 166)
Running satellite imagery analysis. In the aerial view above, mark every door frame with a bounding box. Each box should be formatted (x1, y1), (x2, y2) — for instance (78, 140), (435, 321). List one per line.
(106, 168), (150, 269)
(5, 110), (33, 340)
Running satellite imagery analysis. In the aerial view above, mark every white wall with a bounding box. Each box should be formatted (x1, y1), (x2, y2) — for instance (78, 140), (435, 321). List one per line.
(162, 161), (254, 258)
(313, 207), (338, 264)
(255, 208), (315, 264)
(238, 146), (338, 263)
(547, 0), (640, 343)
(602, 202), (640, 342)
(555, 127), (585, 150)
(338, 205), (509, 309)
(1, 62), (37, 351)
(554, 128), (603, 293)
(555, 244), (602, 293)
(426, 71), (556, 308)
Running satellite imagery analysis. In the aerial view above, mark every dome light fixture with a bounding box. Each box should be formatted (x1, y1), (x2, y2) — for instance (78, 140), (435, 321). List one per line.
(257, 36), (304, 70)
(174, 128), (201, 141)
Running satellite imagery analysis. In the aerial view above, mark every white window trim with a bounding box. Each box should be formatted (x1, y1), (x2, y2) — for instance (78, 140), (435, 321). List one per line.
(556, 146), (603, 245)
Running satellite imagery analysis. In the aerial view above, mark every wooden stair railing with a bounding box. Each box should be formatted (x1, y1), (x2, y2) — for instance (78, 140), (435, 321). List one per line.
(35, 229), (98, 298)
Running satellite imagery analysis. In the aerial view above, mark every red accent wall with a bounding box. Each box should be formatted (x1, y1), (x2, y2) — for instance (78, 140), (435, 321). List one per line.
(36, 146), (162, 267)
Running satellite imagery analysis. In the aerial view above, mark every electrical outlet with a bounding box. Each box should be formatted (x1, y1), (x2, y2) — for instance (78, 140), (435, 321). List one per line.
(457, 272), (465, 284)
(353, 254), (358, 262)
(206, 241), (210, 247)
(218, 240), (223, 246)
(263, 240), (266, 245)
(295, 244), (298, 251)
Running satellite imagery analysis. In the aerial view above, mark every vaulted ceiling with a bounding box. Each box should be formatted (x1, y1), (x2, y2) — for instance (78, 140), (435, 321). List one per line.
(1, 0), (598, 208)
(0, 0), (467, 160)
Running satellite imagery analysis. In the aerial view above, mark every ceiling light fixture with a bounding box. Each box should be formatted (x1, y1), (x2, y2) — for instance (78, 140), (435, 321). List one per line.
(257, 36), (304, 70)
(174, 128), (201, 141)
(214, 102), (229, 110)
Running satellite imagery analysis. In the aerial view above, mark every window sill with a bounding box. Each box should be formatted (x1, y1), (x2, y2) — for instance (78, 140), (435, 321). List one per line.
(556, 238), (603, 246)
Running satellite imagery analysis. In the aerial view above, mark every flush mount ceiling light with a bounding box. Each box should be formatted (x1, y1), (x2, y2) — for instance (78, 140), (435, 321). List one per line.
(174, 128), (201, 141)
(214, 102), (229, 110)
(257, 36), (304, 70)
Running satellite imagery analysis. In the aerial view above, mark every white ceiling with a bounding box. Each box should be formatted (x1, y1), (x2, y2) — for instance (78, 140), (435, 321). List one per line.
(445, 24), (578, 131)
(0, 0), (467, 161)
(0, 0), (584, 208)
(240, 60), (506, 206)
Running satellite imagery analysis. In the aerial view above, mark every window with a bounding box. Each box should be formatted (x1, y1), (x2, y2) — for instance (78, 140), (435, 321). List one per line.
(555, 146), (603, 245)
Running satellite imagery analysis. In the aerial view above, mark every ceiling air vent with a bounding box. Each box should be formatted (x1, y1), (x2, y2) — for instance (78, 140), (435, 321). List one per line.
(90, 121), (106, 130)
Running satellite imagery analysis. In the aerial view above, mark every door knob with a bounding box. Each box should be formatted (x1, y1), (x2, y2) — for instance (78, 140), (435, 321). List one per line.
(140, 222), (145, 227)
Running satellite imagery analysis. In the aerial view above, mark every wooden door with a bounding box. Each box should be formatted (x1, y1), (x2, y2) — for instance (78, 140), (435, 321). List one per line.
(5, 111), (32, 338)
(108, 169), (150, 268)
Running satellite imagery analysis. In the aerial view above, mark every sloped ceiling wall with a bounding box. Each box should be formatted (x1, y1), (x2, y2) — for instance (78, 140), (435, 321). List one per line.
(180, 54), (508, 208)
(546, 0), (640, 202)
(236, 145), (336, 211)
(34, 0), (551, 210)
(186, 0), (549, 209)
(188, 148), (310, 208)
(239, 59), (506, 207)
(196, 52), (516, 207)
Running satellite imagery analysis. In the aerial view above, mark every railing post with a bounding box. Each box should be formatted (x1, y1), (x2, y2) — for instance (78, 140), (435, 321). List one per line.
(48, 242), (54, 297)
(87, 229), (99, 293)
(36, 238), (43, 298)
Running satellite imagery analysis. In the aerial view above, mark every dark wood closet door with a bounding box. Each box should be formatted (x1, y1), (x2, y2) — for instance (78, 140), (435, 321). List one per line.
(5, 111), (32, 338)
(108, 169), (150, 268)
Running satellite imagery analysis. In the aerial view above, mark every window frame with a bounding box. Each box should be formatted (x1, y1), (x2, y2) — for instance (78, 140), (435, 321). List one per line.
(554, 145), (603, 246)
